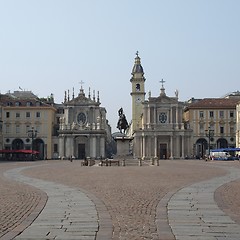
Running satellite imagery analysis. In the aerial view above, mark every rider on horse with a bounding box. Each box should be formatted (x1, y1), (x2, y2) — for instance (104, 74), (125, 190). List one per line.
(117, 107), (129, 134)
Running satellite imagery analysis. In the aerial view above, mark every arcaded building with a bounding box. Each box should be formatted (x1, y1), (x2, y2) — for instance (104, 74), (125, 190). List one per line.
(184, 96), (240, 158)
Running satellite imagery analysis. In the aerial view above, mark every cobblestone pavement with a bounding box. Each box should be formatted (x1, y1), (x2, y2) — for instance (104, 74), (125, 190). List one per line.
(0, 162), (48, 240)
(1, 160), (240, 240)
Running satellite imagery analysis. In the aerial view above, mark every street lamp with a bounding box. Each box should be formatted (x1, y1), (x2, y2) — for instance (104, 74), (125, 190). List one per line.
(205, 126), (214, 157)
(28, 127), (37, 160)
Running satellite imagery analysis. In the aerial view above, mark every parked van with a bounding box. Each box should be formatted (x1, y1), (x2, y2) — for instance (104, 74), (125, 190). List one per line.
(210, 151), (230, 160)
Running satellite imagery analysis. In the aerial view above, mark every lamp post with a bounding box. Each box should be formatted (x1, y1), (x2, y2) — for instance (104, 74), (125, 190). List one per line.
(28, 127), (37, 160)
(205, 127), (214, 157)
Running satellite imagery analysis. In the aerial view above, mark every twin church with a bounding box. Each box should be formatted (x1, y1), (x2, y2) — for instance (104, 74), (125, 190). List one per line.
(58, 53), (191, 160)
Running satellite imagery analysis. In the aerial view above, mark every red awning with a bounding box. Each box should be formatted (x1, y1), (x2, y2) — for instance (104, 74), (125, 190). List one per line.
(0, 149), (39, 154)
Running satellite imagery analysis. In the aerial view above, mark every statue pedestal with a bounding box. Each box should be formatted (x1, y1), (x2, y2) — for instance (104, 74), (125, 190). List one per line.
(114, 136), (133, 157)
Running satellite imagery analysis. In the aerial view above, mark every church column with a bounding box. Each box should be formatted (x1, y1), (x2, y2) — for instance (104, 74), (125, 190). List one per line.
(100, 137), (105, 158)
(148, 107), (151, 127)
(91, 136), (97, 158)
(142, 134), (146, 159)
(170, 135), (173, 159)
(154, 135), (158, 158)
(71, 137), (75, 158)
(154, 107), (157, 124)
(135, 136), (141, 158)
(175, 135), (179, 158)
(146, 136), (150, 158)
(176, 106), (179, 129)
(89, 137), (93, 158)
(181, 135), (185, 159)
(96, 136), (100, 157)
(65, 137), (72, 158)
(143, 105), (148, 129)
(59, 136), (65, 159)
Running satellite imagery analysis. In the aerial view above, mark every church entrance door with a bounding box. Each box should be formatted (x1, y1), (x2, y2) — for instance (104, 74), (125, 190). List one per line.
(78, 144), (85, 159)
(159, 143), (167, 159)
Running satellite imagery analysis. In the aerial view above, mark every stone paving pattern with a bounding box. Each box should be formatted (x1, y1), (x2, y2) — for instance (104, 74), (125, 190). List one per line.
(0, 162), (48, 240)
(168, 165), (240, 239)
(0, 160), (240, 239)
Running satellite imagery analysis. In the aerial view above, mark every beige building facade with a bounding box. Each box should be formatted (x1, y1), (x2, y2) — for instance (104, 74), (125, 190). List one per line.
(0, 88), (112, 160)
(184, 97), (240, 158)
(0, 91), (56, 159)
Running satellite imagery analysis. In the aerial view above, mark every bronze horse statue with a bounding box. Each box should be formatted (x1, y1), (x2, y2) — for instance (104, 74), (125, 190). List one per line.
(117, 108), (129, 134)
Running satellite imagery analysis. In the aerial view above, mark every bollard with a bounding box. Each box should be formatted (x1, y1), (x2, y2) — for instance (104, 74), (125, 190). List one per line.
(139, 158), (142, 166)
(122, 158), (126, 166)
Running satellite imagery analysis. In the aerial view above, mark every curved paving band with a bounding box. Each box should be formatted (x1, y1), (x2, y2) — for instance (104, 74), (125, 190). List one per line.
(5, 166), (101, 240)
(167, 166), (240, 240)
(3, 164), (240, 240)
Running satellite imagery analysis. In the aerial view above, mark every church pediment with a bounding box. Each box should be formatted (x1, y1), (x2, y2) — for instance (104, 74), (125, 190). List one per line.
(64, 87), (100, 106)
(67, 95), (94, 105)
(150, 96), (177, 104)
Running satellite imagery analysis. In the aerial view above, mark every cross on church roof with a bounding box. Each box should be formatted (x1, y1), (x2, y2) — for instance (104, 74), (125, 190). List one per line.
(79, 80), (84, 89)
(136, 51), (139, 57)
(159, 79), (165, 88)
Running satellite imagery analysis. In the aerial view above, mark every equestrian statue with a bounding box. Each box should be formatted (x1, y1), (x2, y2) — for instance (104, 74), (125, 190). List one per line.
(117, 107), (129, 134)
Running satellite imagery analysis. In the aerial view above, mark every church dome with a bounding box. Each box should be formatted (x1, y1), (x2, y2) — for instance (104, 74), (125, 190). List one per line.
(132, 53), (144, 74)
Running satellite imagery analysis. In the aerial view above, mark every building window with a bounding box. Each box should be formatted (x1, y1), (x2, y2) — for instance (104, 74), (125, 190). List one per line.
(219, 111), (224, 118)
(26, 125), (30, 133)
(6, 112), (10, 118)
(230, 126), (234, 135)
(199, 111), (204, 118)
(54, 144), (58, 152)
(26, 112), (30, 118)
(16, 125), (20, 133)
(230, 111), (234, 118)
(209, 111), (214, 118)
(36, 112), (41, 118)
(199, 123), (204, 134)
(26, 101), (32, 106)
(15, 102), (21, 106)
(6, 125), (10, 133)
(36, 125), (40, 133)
(220, 126), (224, 134)
(16, 112), (20, 118)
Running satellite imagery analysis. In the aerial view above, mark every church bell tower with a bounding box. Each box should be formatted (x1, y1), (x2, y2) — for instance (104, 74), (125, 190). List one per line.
(130, 52), (146, 132)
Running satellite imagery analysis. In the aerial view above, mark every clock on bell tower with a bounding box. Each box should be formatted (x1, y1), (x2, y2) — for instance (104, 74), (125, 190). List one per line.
(130, 52), (146, 132)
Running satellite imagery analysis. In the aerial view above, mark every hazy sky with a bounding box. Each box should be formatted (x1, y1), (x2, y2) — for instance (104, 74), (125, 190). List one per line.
(1, 0), (240, 131)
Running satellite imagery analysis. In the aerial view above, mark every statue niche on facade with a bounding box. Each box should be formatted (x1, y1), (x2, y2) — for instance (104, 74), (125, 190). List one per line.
(117, 107), (129, 134)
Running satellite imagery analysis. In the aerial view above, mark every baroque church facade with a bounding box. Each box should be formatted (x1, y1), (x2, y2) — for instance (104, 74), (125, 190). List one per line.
(58, 86), (111, 160)
(128, 53), (192, 159)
